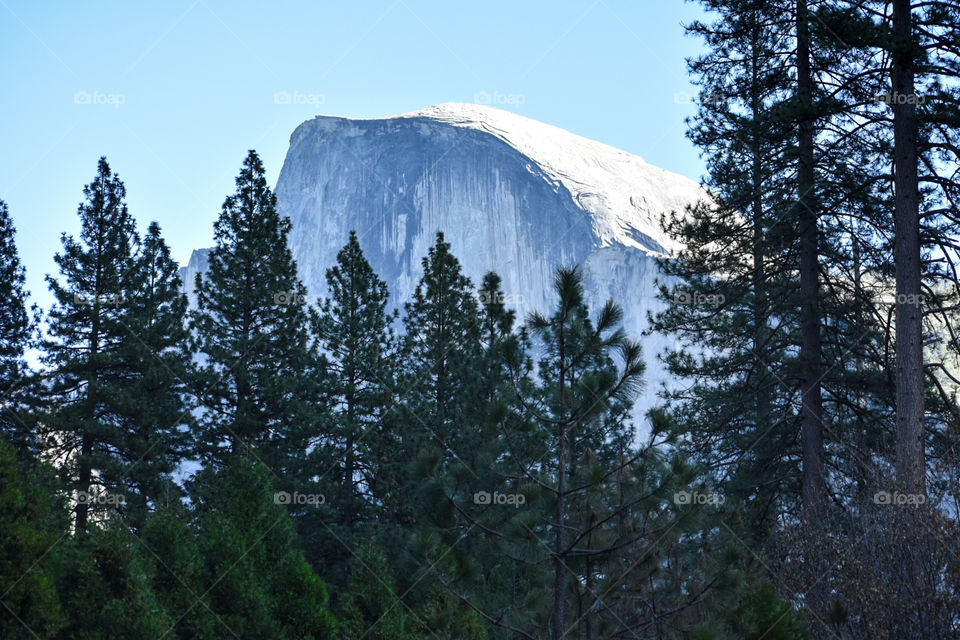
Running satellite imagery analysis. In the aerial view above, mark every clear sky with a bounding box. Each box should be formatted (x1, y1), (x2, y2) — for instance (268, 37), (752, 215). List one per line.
(1, 0), (707, 312)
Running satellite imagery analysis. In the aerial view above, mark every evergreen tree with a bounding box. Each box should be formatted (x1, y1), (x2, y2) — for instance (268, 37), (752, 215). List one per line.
(306, 231), (398, 591)
(43, 159), (192, 533)
(42, 157), (140, 532)
(653, 0), (802, 534)
(655, 0), (897, 533)
(111, 221), (192, 531)
(52, 523), (171, 640)
(525, 267), (645, 640)
(393, 232), (482, 519)
(190, 150), (318, 477)
(401, 232), (482, 435)
(140, 503), (219, 639)
(339, 542), (417, 640)
(189, 457), (337, 639)
(416, 270), (545, 638)
(0, 438), (66, 638)
(312, 230), (397, 524)
(828, 0), (960, 497)
(0, 199), (36, 451)
(429, 267), (701, 639)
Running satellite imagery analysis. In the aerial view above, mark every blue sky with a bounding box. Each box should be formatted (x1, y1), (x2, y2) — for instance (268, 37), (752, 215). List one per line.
(1, 0), (707, 311)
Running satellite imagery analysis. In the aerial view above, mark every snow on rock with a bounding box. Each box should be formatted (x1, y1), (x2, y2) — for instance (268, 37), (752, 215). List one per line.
(183, 103), (708, 426)
(399, 103), (699, 255)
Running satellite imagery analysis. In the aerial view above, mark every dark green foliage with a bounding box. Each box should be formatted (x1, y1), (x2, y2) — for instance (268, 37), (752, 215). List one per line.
(0, 145), (820, 639)
(401, 232), (482, 440)
(190, 150), (318, 477)
(51, 524), (171, 640)
(42, 157), (139, 533)
(394, 232), (483, 520)
(312, 230), (397, 524)
(110, 221), (192, 530)
(0, 199), (36, 451)
(190, 457), (337, 639)
(420, 266), (715, 639)
(525, 267), (648, 639)
(0, 438), (65, 639)
(43, 157), (190, 533)
(139, 505), (219, 640)
(339, 542), (416, 640)
(305, 231), (398, 593)
(653, 0), (809, 534)
(693, 582), (809, 640)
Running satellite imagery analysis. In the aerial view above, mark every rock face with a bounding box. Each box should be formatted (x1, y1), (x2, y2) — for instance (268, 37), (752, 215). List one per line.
(182, 103), (706, 422)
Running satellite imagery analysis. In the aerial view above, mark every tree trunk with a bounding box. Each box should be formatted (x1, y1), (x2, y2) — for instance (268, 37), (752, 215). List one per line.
(750, 30), (771, 448)
(77, 272), (102, 533)
(796, 0), (827, 523)
(892, 0), (925, 496)
(553, 308), (568, 640)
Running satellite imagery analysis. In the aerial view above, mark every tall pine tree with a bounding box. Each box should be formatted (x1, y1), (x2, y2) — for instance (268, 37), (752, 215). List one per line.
(311, 230), (397, 525)
(43, 158), (140, 532)
(190, 150), (318, 478)
(112, 221), (192, 530)
(0, 199), (36, 451)
(394, 232), (482, 519)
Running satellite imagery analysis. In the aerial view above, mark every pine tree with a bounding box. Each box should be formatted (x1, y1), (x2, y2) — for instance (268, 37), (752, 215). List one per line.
(52, 524), (172, 640)
(394, 232), (482, 518)
(43, 160), (192, 533)
(110, 221), (192, 531)
(140, 502), (219, 639)
(0, 199), (36, 452)
(189, 457), (337, 639)
(311, 230), (397, 525)
(654, 0), (901, 531)
(417, 271), (546, 637)
(794, 0), (828, 522)
(0, 438), (66, 638)
(653, 0), (802, 534)
(190, 150), (318, 478)
(812, 0), (960, 498)
(339, 542), (416, 640)
(402, 232), (482, 434)
(297, 231), (399, 592)
(42, 157), (140, 532)
(525, 267), (645, 640)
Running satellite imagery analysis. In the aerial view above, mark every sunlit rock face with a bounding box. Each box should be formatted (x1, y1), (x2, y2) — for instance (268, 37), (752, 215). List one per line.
(183, 103), (707, 424)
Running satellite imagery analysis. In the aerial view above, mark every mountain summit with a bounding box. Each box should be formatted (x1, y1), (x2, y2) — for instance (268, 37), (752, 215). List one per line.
(185, 103), (707, 415)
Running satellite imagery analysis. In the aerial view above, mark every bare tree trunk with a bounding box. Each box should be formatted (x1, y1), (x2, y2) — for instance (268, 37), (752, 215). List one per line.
(796, 0), (827, 522)
(892, 0), (925, 496)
